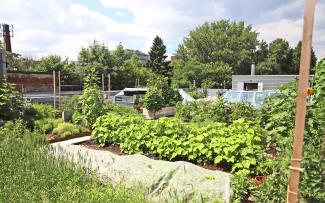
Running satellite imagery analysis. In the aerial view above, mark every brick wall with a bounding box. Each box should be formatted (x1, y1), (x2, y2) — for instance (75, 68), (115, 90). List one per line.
(6, 71), (59, 92)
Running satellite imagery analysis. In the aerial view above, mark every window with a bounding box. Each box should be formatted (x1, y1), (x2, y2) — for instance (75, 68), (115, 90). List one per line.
(244, 83), (258, 91)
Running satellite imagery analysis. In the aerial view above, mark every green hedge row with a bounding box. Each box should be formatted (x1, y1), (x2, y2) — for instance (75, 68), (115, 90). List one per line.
(92, 113), (268, 175)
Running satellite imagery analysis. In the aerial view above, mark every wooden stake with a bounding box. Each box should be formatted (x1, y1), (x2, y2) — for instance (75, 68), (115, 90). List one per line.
(287, 0), (316, 202)
(101, 73), (104, 97)
(53, 70), (56, 108)
(108, 73), (111, 101)
(58, 71), (61, 109)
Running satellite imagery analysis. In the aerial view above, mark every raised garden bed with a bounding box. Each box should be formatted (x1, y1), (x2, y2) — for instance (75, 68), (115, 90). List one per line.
(46, 132), (90, 143)
(143, 107), (176, 119)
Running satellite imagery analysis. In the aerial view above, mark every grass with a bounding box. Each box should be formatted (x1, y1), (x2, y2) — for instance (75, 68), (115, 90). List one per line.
(0, 125), (149, 203)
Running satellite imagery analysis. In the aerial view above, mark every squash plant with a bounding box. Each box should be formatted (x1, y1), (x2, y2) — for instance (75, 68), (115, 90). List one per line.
(92, 113), (267, 174)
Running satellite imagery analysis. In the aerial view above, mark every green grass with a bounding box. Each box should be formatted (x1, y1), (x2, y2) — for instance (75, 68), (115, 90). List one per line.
(0, 128), (149, 203)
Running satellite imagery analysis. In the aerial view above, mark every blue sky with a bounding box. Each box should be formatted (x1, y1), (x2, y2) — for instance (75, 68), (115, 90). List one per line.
(1, 0), (324, 60)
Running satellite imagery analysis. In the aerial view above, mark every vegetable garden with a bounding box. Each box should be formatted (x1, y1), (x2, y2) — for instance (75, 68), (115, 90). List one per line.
(0, 59), (324, 202)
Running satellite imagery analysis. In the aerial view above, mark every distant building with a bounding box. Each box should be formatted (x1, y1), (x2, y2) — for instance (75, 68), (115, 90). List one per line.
(125, 49), (150, 64)
(232, 64), (314, 91)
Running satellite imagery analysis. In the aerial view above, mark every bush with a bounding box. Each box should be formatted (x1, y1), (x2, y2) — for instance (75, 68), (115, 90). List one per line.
(92, 113), (267, 174)
(32, 103), (58, 119)
(175, 98), (257, 125)
(52, 122), (83, 138)
(143, 88), (164, 112)
(35, 118), (64, 134)
(144, 75), (181, 111)
(0, 77), (24, 121)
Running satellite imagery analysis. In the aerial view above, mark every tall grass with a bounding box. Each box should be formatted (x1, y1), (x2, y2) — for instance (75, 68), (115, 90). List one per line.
(0, 123), (149, 203)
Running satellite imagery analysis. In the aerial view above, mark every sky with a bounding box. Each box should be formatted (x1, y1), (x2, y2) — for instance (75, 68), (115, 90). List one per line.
(1, 0), (324, 61)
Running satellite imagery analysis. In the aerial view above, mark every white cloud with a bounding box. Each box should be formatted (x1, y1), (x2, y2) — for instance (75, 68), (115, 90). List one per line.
(0, 0), (324, 61)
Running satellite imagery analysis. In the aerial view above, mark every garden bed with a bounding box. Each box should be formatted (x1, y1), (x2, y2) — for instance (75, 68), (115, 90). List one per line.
(46, 132), (90, 143)
(79, 139), (230, 172)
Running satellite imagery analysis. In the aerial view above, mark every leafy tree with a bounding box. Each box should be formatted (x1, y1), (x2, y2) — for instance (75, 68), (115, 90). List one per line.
(5, 52), (37, 71)
(171, 60), (232, 88)
(256, 38), (293, 74)
(148, 36), (171, 77)
(112, 54), (151, 89)
(77, 40), (114, 76)
(112, 43), (128, 66)
(35, 55), (65, 72)
(176, 20), (259, 75)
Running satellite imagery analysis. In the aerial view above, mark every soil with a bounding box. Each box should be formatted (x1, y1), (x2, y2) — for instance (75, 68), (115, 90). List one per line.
(80, 139), (122, 155)
(79, 140), (231, 172)
(45, 132), (90, 143)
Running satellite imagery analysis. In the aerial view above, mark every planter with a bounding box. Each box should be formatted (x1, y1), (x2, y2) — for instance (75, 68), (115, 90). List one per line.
(143, 106), (176, 119)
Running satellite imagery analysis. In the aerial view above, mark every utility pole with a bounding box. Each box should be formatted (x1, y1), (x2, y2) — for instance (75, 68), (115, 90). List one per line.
(287, 0), (316, 202)
(53, 70), (56, 108)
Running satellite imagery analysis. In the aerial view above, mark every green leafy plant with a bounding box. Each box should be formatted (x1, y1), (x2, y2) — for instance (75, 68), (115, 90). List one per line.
(79, 67), (105, 127)
(92, 113), (267, 174)
(52, 122), (84, 138)
(0, 77), (24, 121)
(35, 118), (64, 134)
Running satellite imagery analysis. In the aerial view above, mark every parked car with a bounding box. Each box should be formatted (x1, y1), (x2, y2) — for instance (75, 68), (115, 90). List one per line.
(222, 91), (281, 107)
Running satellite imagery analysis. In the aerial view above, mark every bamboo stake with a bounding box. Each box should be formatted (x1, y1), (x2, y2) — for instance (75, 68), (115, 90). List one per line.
(287, 0), (316, 202)
(108, 73), (111, 101)
(101, 73), (104, 98)
(53, 70), (56, 108)
(58, 71), (61, 109)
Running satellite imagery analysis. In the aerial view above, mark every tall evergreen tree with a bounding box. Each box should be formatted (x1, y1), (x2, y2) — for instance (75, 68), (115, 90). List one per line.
(292, 41), (317, 74)
(148, 36), (171, 77)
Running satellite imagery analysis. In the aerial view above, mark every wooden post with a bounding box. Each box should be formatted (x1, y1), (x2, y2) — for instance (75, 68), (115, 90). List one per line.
(287, 0), (316, 202)
(53, 70), (56, 108)
(101, 73), (104, 98)
(108, 73), (111, 101)
(58, 71), (61, 109)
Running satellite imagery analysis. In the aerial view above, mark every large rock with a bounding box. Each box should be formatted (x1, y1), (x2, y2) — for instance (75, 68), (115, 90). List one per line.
(51, 138), (232, 203)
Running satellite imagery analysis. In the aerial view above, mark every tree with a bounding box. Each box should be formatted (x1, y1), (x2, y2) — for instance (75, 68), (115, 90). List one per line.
(171, 60), (232, 88)
(292, 41), (317, 74)
(148, 36), (171, 77)
(176, 20), (259, 75)
(77, 40), (114, 76)
(112, 43), (127, 66)
(5, 52), (37, 71)
(256, 38), (293, 75)
(35, 55), (64, 72)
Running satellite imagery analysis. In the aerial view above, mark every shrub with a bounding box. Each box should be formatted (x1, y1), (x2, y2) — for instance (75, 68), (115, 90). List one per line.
(35, 118), (64, 134)
(0, 77), (24, 121)
(32, 103), (58, 119)
(143, 88), (164, 112)
(52, 122), (82, 138)
(175, 98), (257, 125)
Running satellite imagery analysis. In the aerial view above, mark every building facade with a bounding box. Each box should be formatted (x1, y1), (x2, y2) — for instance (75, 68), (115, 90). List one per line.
(232, 75), (314, 91)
